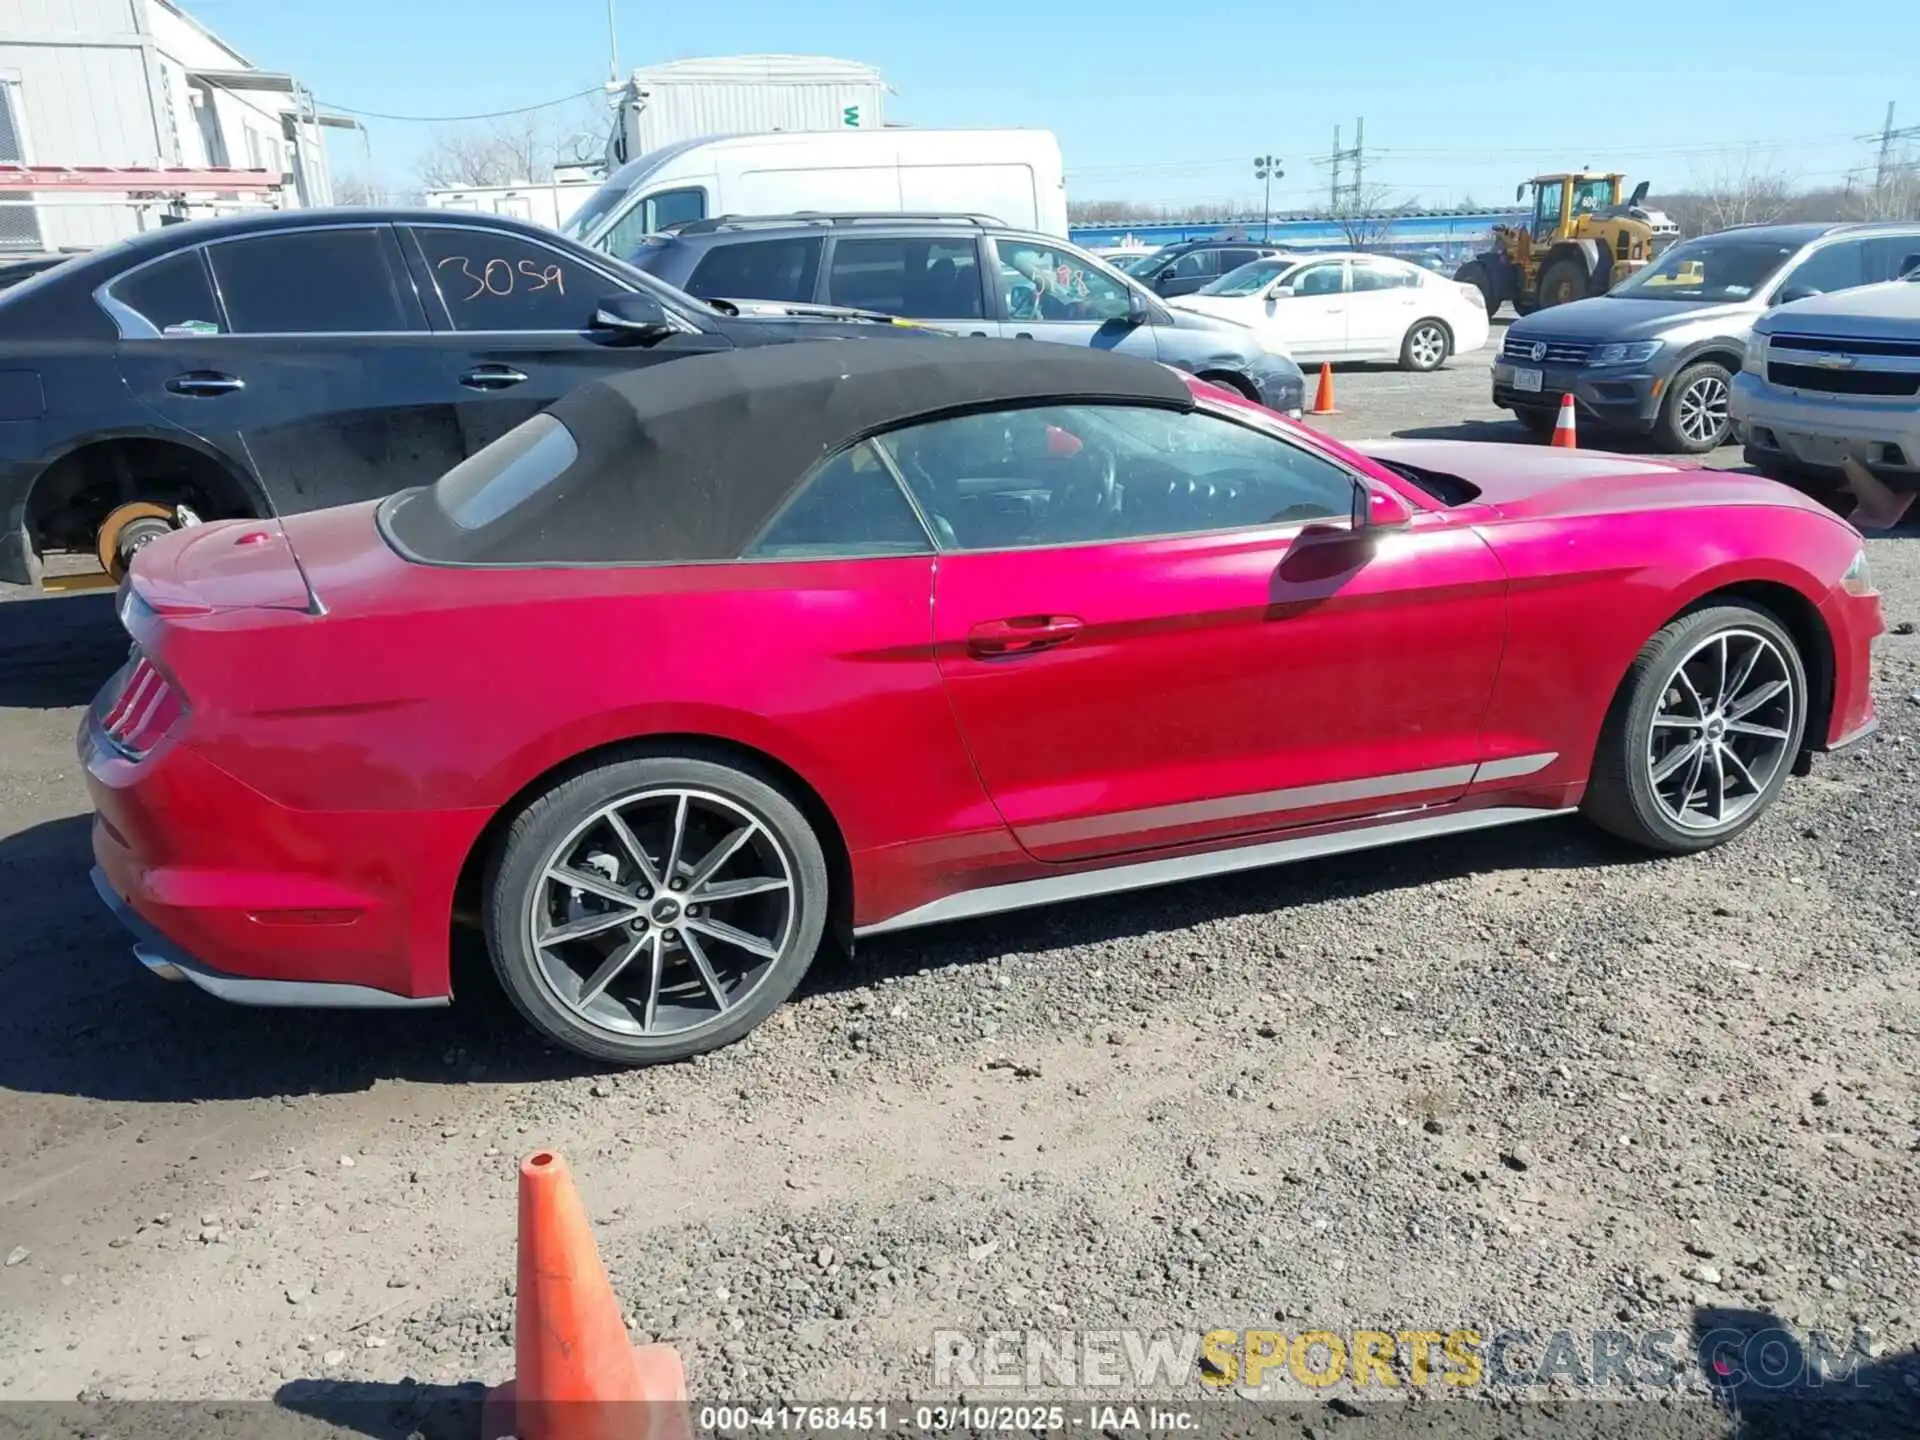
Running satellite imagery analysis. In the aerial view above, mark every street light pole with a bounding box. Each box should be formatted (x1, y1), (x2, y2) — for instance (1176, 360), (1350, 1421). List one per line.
(607, 0), (622, 84)
(1253, 155), (1283, 242)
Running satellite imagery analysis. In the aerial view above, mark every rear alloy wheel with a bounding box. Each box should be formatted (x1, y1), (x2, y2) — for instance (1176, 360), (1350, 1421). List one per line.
(1583, 604), (1807, 854)
(486, 754), (829, 1065)
(1658, 361), (1734, 453)
(1401, 320), (1451, 372)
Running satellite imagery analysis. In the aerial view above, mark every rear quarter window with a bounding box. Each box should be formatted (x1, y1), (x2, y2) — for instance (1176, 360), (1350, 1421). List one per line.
(687, 238), (822, 304)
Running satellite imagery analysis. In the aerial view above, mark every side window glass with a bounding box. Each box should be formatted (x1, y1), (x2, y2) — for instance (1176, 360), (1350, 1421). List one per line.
(413, 228), (608, 332)
(1216, 248), (1260, 271)
(876, 404), (1354, 553)
(1781, 241), (1865, 298)
(1859, 237), (1920, 283)
(745, 442), (933, 558)
(1352, 259), (1416, 291)
(1283, 262), (1345, 297)
(207, 228), (412, 334)
(644, 187), (706, 233)
(1166, 251), (1211, 280)
(993, 240), (1132, 323)
(689, 238), (822, 304)
(826, 237), (983, 320)
(109, 249), (224, 335)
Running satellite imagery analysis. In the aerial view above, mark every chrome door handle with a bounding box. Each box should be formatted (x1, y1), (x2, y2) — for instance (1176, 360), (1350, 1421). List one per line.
(165, 371), (244, 397)
(459, 366), (530, 390)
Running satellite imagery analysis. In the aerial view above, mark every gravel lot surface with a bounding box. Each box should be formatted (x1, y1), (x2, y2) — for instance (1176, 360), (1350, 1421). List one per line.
(2, 330), (1916, 1436)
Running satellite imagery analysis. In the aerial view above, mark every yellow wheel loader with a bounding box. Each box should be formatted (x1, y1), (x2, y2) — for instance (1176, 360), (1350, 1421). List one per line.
(1455, 173), (1679, 317)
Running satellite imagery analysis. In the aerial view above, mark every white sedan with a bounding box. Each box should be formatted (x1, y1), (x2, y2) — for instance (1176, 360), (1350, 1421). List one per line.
(1169, 252), (1490, 372)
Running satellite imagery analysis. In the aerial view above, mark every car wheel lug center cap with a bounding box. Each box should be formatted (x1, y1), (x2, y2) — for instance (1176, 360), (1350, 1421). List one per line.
(651, 897), (682, 924)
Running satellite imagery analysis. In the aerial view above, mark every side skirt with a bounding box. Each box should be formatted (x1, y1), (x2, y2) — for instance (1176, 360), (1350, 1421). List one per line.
(855, 803), (1573, 938)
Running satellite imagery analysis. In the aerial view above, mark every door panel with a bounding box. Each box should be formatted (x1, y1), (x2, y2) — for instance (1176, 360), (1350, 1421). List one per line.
(404, 222), (730, 457)
(112, 228), (464, 514)
(119, 334), (467, 512)
(933, 522), (1509, 861)
(987, 235), (1157, 355)
(1266, 259), (1350, 359)
(1346, 259), (1424, 359)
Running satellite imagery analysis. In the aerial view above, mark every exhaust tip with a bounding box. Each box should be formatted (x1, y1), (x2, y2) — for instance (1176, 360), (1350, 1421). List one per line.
(133, 945), (185, 983)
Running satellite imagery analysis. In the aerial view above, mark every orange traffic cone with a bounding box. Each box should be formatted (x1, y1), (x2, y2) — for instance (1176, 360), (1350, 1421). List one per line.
(483, 1151), (690, 1440)
(1309, 362), (1339, 416)
(1550, 392), (1578, 448)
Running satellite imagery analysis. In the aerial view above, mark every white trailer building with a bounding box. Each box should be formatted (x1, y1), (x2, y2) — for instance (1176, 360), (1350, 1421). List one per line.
(0, 0), (340, 251)
(607, 55), (890, 169)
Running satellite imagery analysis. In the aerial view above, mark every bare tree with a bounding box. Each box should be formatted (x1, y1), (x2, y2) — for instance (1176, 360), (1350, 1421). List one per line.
(414, 99), (608, 190)
(1681, 154), (1797, 234)
(1851, 151), (1920, 222)
(1330, 184), (1402, 250)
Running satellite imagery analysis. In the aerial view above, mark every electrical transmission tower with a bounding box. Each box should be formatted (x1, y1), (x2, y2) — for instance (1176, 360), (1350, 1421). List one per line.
(1862, 102), (1920, 190)
(1327, 118), (1366, 211)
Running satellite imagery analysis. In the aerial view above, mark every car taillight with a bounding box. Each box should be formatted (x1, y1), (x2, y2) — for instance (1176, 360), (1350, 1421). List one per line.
(98, 651), (184, 759)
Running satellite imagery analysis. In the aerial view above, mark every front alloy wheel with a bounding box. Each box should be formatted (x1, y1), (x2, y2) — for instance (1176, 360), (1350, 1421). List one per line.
(1643, 628), (1798, 835)
(1583, 603), (1808, 854)
(1660, 361), (1734, 453)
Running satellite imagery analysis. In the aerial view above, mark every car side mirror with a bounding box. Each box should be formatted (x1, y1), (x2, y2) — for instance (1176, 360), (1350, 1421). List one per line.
(1268, 285), (1295, 300)
(1773, 285), (1818, 307)
(592, 291), (676, 343)
(1126, 289), (1149, 325)
(1355, 484), (1412, 531)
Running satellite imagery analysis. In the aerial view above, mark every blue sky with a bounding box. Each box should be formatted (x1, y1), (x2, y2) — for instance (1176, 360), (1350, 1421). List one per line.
(188, 0), (1915, 209)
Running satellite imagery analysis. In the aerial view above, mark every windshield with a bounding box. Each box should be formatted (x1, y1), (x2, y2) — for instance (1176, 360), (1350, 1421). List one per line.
(1120, 249), (1172, 276)
(560, 175), (630, 241)
(1198, 258), (1288, 297)
(1611, 233), (1798, 303)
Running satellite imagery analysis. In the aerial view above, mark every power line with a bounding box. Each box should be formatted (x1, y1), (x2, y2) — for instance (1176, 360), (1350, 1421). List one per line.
(317, 86), (603, 124)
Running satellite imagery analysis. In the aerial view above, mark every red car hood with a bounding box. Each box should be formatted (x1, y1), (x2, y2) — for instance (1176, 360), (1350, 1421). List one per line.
(1352, 439), (1839, 524)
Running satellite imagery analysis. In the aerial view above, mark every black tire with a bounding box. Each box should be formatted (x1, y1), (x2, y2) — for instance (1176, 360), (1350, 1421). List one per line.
(1513, 294), (1540, 317)
(1197, 370), (1256, 402)
(1400, 318), (1452, 372)
(1656, 360), (1734, 454)
(1514, 406), (1557, 437)
(1537, 255), (1590, 309)
(484, 751), (831, 1065)
(1454, 259), (1498, 318)
(1582, 603), (1808, 855)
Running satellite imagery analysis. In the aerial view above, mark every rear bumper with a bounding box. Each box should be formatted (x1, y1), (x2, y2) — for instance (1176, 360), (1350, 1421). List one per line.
(1492, 359), (1667, 433)
(82, 710), (478, 1006)
(90, 864), (448, 1009)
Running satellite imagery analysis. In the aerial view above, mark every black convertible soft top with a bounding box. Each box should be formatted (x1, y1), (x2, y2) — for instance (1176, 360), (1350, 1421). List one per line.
(382, 338), (1195, 566)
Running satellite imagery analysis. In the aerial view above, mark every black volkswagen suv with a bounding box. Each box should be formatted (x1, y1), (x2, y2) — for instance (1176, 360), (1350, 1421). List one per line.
(0, 208), (925, 589)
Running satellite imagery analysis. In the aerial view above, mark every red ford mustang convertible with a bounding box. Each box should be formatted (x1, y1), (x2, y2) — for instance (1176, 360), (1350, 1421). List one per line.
(83, 340), (1884, 1064)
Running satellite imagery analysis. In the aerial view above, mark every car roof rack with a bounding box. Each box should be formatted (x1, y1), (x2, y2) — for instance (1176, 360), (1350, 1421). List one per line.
(662, 211), (1006, 236)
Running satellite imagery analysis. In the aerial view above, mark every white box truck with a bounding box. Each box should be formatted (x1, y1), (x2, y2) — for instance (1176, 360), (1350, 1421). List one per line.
(562, 128), (1070, 259)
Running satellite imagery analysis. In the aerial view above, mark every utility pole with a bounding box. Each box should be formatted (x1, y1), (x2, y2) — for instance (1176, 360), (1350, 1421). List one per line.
(1329, 125), (1341, 212)
(1254, 155), (1283, 241)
